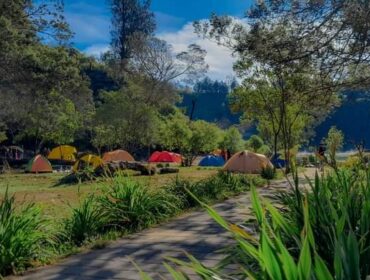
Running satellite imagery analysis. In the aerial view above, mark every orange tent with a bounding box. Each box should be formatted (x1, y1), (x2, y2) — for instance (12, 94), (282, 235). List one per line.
(103, 149), (135, 162)
(25, 155), (53, 173)
(224, 150), (273, 174)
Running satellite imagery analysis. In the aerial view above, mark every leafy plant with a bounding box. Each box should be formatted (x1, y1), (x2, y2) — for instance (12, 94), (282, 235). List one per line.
(165, 171), (255, 209)
(0, 191), (49, 276)
(141, 168), (370, 279)
(63, 196), (106, 245)
(278, 169), (370, 277)
(261, 166), (275, 180)
(99, 176), (179, 231)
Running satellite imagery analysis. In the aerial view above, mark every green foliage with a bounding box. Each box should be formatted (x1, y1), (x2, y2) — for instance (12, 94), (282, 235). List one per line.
(165, 171), (258, 209)
(99, 176), (179, 231)
(63, 196), (106, 245)
(110, 0), (155, 61)
(246, 135), (264, 152)
(324, 126), (344, 169)
(154, 168), (370, 279)
(158, 110), (192, 152)
(245, 135), (271, 156)
(257, 144), (272, 156)
(190, 120), (221, 154)
(261, 166), (276, 180)
(93, 83), (160, 151)
(158, 111), (223, 165)
(341, 155), (362, 170)
(308, 154), (316, 165)
(277, 169), (370, 278)
(220, 126), (244, 154)
(0, 190), (48, 276)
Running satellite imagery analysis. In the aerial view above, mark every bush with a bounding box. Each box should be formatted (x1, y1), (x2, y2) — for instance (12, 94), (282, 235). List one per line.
(165, 171), (256, 209)
(99, 176), (179, 231)
(341, 155), (361, 169)
(277, 169), (370, 276)
(63, 196), (106, 245)
(0, 191), (49, 276)
(261, 166), (276, 180)
(308, 154), (316, 165)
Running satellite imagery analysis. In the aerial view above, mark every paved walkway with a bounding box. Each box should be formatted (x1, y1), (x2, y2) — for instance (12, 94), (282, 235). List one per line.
(16, 181), (290, 280)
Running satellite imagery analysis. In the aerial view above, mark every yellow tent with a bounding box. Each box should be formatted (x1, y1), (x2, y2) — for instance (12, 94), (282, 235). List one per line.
(73, 154), (104, 172)
(223, 150), (273, 174)
(48, 145), (77, 162)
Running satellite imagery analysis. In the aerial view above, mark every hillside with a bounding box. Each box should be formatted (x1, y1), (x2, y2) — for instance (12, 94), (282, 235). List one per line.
(180, 88), (370, 150)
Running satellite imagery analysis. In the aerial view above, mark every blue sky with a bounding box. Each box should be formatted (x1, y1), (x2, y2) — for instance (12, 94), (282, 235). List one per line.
(63, 0), (253, 79)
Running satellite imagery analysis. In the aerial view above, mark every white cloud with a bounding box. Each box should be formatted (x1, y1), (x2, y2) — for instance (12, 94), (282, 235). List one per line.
(64, 1), (111, 45)
(158, 22), (236, 81)
(84, 44), (110, 57)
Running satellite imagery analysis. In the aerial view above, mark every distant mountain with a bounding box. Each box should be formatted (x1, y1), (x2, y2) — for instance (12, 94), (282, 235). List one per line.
(314, 92), (370, 150)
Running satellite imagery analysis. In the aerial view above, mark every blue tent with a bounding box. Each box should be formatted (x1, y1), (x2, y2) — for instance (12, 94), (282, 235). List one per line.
(271, 154), (286, 168)
(199, 155), (225, 167)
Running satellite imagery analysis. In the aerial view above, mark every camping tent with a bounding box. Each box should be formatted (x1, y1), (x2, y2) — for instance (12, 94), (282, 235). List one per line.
(212, 149), (222, 156)
(223, 150), (273, 174)
(199, 155), (225, 167)
(25, 155), (53, 173)
(271, 154), (286, 168)
(48, 145), (77, 162)
(148, 151), (182, 163)
(73, 154), (103, 172)
(103, 150), (135, 162)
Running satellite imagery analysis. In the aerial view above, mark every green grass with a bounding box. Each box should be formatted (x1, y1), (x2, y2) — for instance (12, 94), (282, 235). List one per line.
(0, 190), (50, 275)
(0, 167), (218, 220)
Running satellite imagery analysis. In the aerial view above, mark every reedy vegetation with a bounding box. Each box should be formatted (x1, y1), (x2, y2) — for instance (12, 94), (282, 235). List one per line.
(0, 191), (49, 276)
(148, 168), (370, 279)
(0, 171), (257, 276)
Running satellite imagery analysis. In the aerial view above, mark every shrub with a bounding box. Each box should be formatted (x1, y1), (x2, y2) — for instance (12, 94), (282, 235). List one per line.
(278, 169), (370, 276)
(63, 196), (106, 245)
(165, 171), (255, 209)
(164, 177), (197, 209)
(308, 154), (316, 165)
(99, 176), (179, 231)
(0, 191), (48, 276)
(261, 166), (275, 180)
(341, 155), (361, 170)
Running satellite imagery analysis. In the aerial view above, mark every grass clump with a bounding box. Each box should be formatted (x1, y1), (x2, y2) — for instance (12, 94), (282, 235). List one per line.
(63, 196), (106, 246)
(260, 166), (276, 180)
(165, 171), (260, 209)
(0, 191), (49, 276)
(99, 176), (180, 231)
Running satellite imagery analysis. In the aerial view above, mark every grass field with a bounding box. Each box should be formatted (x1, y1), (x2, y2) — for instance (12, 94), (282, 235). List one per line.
(0, 167), (218, 219)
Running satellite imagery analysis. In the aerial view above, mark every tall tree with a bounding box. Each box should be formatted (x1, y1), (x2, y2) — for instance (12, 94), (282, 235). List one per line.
(110, 0), (155, 62)
(219, 127), (244, 154)
(93, 81), (159, 152)
(0, 1), (92, 150)
(0, 0), (71, 87)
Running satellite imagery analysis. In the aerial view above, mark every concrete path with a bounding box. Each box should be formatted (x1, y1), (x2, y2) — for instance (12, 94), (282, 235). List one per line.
(15, 181), (290, 280)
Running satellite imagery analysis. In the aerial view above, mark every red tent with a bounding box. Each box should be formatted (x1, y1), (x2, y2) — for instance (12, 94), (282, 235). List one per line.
(25, 155), (53, 173)
(148, 151), (182, 163)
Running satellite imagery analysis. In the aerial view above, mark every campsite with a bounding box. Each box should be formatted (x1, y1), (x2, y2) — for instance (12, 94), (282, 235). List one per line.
(1, 0), (370, 279)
